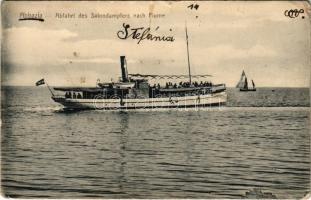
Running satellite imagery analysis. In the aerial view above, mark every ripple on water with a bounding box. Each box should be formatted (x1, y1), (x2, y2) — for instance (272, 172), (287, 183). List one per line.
(1, 87), (310, 198)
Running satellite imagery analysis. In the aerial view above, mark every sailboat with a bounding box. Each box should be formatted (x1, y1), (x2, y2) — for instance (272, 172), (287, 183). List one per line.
(236, 70), (256, 92)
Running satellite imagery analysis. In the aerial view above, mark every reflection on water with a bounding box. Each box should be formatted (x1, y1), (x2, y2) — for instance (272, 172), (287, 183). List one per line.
(1, 87), (310, 198)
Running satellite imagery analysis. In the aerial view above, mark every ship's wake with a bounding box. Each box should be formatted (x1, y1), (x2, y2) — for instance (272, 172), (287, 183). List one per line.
(22, 105), (64, 113)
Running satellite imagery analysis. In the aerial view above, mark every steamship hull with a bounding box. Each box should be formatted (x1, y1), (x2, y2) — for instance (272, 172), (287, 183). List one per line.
(52, 91), (227, 110)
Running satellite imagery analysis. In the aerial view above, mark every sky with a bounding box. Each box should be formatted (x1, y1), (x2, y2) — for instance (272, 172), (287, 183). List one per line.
(1, 1), (310, 87)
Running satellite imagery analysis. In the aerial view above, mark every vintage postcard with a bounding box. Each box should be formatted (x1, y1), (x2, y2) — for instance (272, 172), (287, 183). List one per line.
(1, 0), (310, 199)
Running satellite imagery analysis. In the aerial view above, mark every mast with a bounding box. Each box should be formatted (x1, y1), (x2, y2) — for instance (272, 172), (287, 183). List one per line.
(185, 22), (192, 84)
(45, 80), (55, 97)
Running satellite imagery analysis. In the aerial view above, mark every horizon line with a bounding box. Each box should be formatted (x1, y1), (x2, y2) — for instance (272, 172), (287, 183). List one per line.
(1, 84), (310, 89)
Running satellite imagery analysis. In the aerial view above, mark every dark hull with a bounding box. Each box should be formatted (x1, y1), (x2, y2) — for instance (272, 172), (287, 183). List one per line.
(240, 88), (256, 92)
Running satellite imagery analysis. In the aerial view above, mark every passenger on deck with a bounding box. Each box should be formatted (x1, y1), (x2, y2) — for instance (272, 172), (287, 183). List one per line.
(77, 93), (82, 99)
(73, 92), (76, 99)
(157, 83), (161, 89)
(173, 83), (177, 88)
(165, 82), (169, 88)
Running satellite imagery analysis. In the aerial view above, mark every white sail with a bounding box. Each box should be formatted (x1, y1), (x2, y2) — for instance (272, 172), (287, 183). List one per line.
(236, 70), (246, 88)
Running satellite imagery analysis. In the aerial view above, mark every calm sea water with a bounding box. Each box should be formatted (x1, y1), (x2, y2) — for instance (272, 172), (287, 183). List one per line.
(1, 87), (310, 199)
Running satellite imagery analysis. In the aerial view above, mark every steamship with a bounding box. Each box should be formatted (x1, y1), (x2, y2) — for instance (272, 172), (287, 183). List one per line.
(49, 27), (227, 110)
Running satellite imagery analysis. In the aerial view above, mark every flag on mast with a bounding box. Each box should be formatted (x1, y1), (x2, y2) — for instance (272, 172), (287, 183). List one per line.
(35, 78), (45, 86)
(35, 78), (54, 96)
